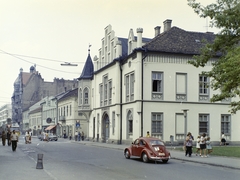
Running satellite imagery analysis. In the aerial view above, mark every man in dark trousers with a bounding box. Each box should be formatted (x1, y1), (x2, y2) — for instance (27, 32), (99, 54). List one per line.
(11, 130), (18, 151)
(7, 130), (11, 146)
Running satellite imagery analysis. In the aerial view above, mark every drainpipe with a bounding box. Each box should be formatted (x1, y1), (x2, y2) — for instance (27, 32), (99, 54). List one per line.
(141, 49), (148, 137)
(119, 60), (123, 144)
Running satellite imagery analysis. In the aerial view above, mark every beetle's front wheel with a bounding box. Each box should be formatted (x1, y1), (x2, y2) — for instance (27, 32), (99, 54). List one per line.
(124, 150), (130, 159)
(142, 152), (149, 163)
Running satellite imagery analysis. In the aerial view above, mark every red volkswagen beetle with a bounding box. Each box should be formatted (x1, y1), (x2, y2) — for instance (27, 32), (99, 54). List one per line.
(124, 137), (171, 163)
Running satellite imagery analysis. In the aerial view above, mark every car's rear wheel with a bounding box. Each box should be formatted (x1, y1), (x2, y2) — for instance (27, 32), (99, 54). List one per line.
(162, 159), (168, 163)
(142, 152), (149, 163)
(124, 150), (130, 159)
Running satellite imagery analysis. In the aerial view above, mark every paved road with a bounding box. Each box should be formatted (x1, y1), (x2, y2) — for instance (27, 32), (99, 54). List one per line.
(71, 139), (240, 170)
(0, 136), (240, 180)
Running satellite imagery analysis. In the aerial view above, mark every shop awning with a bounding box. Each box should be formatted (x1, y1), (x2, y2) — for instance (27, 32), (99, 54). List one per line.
(45, 125), (56, 131)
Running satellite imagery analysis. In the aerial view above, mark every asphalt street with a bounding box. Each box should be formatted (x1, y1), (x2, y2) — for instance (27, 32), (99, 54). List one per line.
(0, 136), (239, 180)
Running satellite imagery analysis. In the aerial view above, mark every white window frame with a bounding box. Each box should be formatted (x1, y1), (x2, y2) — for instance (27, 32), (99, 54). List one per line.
(125, 72), (134, 102)
(152, 72), (163, 93)
(108, 80), (112, 105)
(151, 113), (163, 135)
(199, 75), (209, 95)
(84, 88), (89, 104)
(221, 114), (231, 135)
(99, 84), (103, 106)
(199, 114), (209, 135)
(79, 88), (82, 105)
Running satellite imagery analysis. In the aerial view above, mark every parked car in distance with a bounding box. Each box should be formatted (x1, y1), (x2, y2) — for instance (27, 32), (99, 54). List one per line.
(39, 133), (58, 141)
(124, 137), (171, 163)
(48, 133), (58, 141)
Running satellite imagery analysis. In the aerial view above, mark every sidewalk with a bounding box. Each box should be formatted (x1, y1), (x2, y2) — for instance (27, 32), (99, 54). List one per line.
(71, 140), (240, 170)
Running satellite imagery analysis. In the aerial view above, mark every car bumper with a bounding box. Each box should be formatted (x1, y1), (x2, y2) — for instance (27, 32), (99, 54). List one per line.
(149, 156), (170, 160)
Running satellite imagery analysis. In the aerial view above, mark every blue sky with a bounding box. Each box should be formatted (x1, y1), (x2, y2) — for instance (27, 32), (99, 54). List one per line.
(0, 0), (219, 107)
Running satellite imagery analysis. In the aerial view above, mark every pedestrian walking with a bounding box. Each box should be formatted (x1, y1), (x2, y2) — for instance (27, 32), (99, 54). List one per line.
(25, 131), (30, 144)
(45, 132), (49, 142)
(220, 132), (226, 146)
(75, 131), (78, 141)
(206, 137), (213, 156)
(195, 135), (201, 156)
(81, 131), (84, 141)
(63, 130), (67, 139)
(78, 131), (81, 141)
(7, 130), (11, 146)
(10, 130), (18, 151)
(200, 133), (207, 157)
(69, 133), (72, 140)
(185, 132), (194, 157)
(2, 130), (6, 146)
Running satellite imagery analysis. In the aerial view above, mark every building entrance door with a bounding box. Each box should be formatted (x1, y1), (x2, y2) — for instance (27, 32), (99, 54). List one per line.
(102, 114), (109, 143)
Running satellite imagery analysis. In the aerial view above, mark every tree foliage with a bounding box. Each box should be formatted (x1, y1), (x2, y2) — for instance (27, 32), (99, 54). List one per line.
(188, 0), (240, 113)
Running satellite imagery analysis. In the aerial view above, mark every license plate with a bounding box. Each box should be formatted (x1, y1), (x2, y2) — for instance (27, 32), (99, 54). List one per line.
(159, 153), (165, 156)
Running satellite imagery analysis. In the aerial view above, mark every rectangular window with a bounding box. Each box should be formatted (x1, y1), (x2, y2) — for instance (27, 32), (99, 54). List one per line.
(104, 76), (108, 101)
(99, 84), (103, 106)
(125, 72), (134, 102)
(109, 81), (112, 105)
(199, 75), (209, 94)
(126, 75), (130, 100)
(176, 74), (186, 94)
(80, 89), (82, 105)
(152, 72), (163, 92)
(130, 73), (134, 101)
(199, 114), (209, 135)
(221, 115), (231, 134)
(151, 113), (163, 135)
(176, 73), (187, 101)
(84, 88), (88, 104)
(70, 105), (72, 116)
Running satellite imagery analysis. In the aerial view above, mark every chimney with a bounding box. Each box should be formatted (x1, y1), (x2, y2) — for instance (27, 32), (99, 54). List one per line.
(154, 26), (161, 37)
(163, 19), (172, 32)
(136, 28), (143, 48)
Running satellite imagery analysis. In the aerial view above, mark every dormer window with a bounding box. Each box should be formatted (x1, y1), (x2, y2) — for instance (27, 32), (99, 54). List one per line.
(195, 39), (200, 43)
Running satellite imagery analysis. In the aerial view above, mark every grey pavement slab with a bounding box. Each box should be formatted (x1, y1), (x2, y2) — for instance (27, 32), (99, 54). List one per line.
(0, 142), (52, 180)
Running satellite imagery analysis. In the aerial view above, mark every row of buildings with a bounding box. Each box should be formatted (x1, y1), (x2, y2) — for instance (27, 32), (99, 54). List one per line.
(2, 19), (239, 145)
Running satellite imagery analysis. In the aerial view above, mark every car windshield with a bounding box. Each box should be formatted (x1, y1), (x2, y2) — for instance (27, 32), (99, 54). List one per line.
(150, 140), (164, 146)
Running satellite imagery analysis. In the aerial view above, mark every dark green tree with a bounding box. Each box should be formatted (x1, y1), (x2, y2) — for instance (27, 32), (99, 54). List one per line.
(188, 0), (240, 113)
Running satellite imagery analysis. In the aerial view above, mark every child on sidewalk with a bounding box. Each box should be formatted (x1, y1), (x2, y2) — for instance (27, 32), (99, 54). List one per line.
(206, 137), (213, 157)
(196, 135), (201, 156)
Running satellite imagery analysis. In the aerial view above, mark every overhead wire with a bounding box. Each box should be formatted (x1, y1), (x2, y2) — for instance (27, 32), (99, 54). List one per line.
(0, 49), (81, 74)
(0, 51), (83, 64)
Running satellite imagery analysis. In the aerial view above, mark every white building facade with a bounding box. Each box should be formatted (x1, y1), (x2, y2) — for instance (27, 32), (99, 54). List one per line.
(79, 20), (240, 145)
(0, 104), (12, 128)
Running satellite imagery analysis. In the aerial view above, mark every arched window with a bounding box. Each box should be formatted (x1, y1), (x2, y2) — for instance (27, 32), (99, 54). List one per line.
(127, 110), (133, 134)
(67, 106), (68, 116)
(84, 88), (89, 104)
